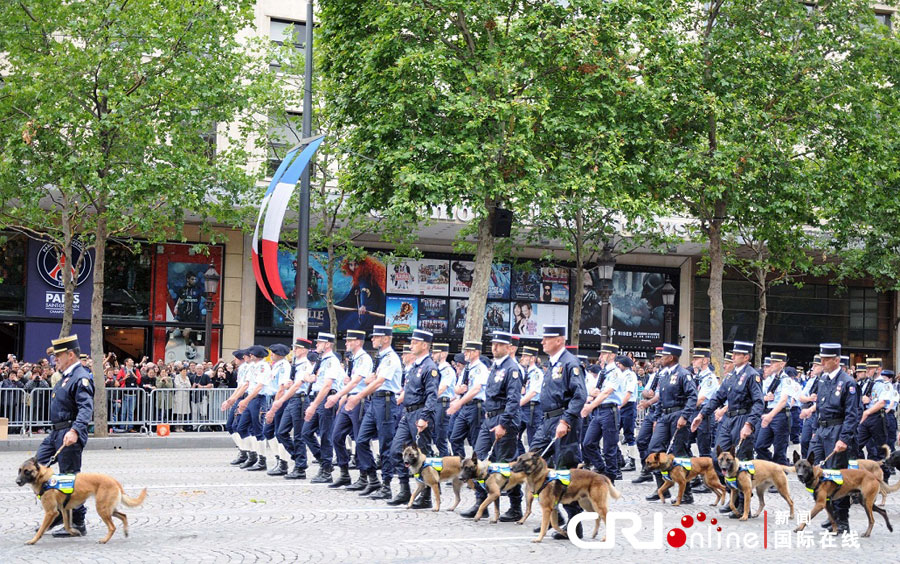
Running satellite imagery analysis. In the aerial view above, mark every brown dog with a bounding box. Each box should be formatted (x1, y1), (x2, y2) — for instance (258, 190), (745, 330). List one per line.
(792, 451), (895, 537)
(850, 446), (891, 506)
(458, 452), (527, 522)
(511, 451), (620, 543)
(644, 453), (726, 506)
(401, 445), (463, 512)
(716, 446), (794, 521)
(16, 457), (147, 545)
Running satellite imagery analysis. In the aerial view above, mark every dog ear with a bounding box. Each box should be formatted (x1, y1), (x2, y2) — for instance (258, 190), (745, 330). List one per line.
(807, 451), (816, 465)
(728, 446), (735, 456)
(792, 451), (800, 464)
(716, 445), (722, 456)
(470, 452), (478, 463)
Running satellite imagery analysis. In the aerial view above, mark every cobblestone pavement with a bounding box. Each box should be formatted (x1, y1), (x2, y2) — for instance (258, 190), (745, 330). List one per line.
(1, 447), (899, 562)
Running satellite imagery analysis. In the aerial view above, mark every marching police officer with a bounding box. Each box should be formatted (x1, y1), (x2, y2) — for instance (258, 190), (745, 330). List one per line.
(691, 340), (763, 517)
(447, 341), (488, 458)
(327, 330), (372, 488)
(386, 329), (439, 508)
(36, 335), (94, 537)
(304, 333), (347, 484)
(463, 331), (523, 521)
(527, 325), (587, 540)
(755, 352), (792, 466)
(633, 348), (664, 486)
(260, 344), (291, 474)
(858, 358), (890, 463)
(275, 338), (315, 479)
(618, 355), (639, 472)
(224, 349), (248, 465)
(647, 343), (697, 504)
(692, 348), (719, 461)
(432, 342), (456, 457)
(516, 346), (543, 456)
(232, 346), (270, 470)
(798, 355), (822, 460)
(581, 344), (624, 483)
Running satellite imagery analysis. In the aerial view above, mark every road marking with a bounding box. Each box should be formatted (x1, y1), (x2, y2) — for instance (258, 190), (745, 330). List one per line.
(407, 536), (535, 543)
(0, 482), (336, 494)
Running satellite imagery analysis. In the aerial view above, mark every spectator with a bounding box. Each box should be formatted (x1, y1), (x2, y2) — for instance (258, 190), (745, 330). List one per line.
(173, 367), (191, 432)
(119, 367), (140, 432)
(105, 367), (121, 431)
(0, 369), (24, 432)
(155, 366), (174, 424)
(190, 365), (212, 430)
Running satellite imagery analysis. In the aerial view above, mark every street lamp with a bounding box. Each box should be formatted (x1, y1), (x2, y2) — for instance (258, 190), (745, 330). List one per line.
(597, 246), (616, 342)
(203, 264), (220, 362)
(661, 276), (676, 344)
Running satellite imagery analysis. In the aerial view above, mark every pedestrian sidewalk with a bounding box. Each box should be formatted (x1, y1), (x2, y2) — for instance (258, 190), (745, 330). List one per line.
(0, 431), (235, 452)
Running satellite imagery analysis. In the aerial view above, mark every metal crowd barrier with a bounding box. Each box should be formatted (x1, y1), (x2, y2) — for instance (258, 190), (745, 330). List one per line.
(0, 388), (28, 434)
(107, 388), (151, 434)
(147, 388), (234, 433)
(27, 388), (53, 435)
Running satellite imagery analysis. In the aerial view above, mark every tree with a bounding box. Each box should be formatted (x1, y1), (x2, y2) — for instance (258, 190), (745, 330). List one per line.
(637, 0), (897, 372)
(0, 0), (282, 434)
(319, 1), (651, 342)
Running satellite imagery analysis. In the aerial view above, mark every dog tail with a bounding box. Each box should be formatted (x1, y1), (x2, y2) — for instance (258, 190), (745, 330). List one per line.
(881, 445), (891, 460)
(121, 487), (148, 507)
(608, 483), (622, 501)
(780, 465), (796, 474)
(879, 480), (900, 495)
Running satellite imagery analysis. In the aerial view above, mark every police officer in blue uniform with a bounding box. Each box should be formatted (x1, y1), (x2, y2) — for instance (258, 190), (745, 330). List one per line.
(463, 331), (523, 521)
(858, 358), (889, 463)
(811, 343), (860, 533)
(516, 346), (543, 457)
(798, 355), (822, 459)
(633, 347), (664, 486)
(692, 348), (718, 461)
(884, 370), (898, 454)
(304, 333), (347, 484)
(432, 342), (456, 457)
(36, 335), (94, 537)
(224, 349), (247, 465)
(447, 341), (488, 458)
(581, 344), (624, 483)
(755, 352), (792, 465)
(692, 340), (764, 517)
(647, 343), (697, 504)
(386, 329), (439, 508)
(527, 325), (587, 540)
(327, 330), (372, 488)
(276, 338), (315, 480)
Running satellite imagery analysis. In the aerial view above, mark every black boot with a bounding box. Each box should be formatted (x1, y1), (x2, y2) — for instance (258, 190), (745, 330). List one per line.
(329, 466), (351, 488)
(534, 509), (566, 533)
(632, 467), (653, 484)
(310, 465), (333, 484)
(821, 501), (836, 529)
(230, 450), (248, 465)
(622, 457), (636, 472)
(239, 451), (258, 469)
(460, 493), (487, 518)
(52, 522), (87, 538)
(345, 471), (369, 491)
(386, 481), (411, 506)
(368, 481), (392, 500)
(835, 500), (851, 534)
(284, 464), (306, 480)
(678, 483), (694, 505)
(498, 503), (523, 522)
(36, 512), (63, 532)
(248, 455), (268, 472)
(645, 474), (670, 501)
(358, 472), (381, 496)
(728, 493), (747, 518)
(410, 487), (433, 509)
(553, 503), (582, 540)
(267, 458), (288, 476)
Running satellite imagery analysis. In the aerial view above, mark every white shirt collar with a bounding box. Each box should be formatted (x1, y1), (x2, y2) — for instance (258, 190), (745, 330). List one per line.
(63, 363), (78, 377)
(549, 348), (564, 366)
(828, 367), (841, 380)
(415, 353), (429, 365)
(494, 355), (509, 367)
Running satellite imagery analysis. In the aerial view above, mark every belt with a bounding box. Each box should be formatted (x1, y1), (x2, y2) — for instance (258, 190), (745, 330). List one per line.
(486, 409), (503, 418)
(530, 401), (540, 406)
(727, 408), (749, 417)
(52, 420), (74, 431)
(440, 398), (451, 405)
(473, 399), (483, 406)
(374, 391), (395, 397)
(819, 417), (844, 428)
(764, 407), (788, 415)
(405, 402), (424, 413)
(662, 406), (683, 415)
(598, 403), (619, 410)
(543, 407), (565, 419)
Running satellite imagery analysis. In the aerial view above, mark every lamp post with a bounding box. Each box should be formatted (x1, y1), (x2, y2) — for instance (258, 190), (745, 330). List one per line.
(597, 246), (616, 343)
(203, 264), (220, 362)
(662, 276), (676, 344)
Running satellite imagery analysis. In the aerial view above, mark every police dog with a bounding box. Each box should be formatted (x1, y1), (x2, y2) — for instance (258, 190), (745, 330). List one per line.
(401, 445), (463, 512)
(458, 452), (527, 523)
(511, 451), (621, 543)
(16, 456), (147, 545)
(792, 451), (896, 537)
(644, 453), (727, 507)
(716, 446), (794, 521)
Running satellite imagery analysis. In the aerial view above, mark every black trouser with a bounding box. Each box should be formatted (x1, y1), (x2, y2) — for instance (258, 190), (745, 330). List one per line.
(36, 428), (86, 525)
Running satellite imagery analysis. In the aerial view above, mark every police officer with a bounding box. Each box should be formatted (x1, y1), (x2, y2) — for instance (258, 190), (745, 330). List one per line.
(385, 329), (439, 508)
(432, 342), (455, 457)
(581, 344), (624, 483)
(633, 347), (664, 486)
(692, 341), (764, 517)
(232, 346), (270, 470)
(858, 358), (890, 463)
(345, 326), (403, 499)
(798, 355), (822, 459)
(527, 325), (587, 540)
(447, 341), (488, 458)
(274, 338), (314, 479)
(812, 343), (860, 533)
(304, 333), (347, 484)
(755, 352), (792, 466)
(223, 349), (248, 465)
(324, 330), (371, 488)
(263, 344), (293, 475)
(463, 331), (523, 521)
(885, 370), (899, 453)
(647, 343), (697, 503)
(516, 346), (543, 456)
(692, 348), (719, 461)
(618, 356), (639, 472)
(36, 335), (94, 537)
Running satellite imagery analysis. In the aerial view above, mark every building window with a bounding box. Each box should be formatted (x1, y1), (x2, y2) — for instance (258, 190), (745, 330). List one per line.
(875, 12), (892, 29)
(103, 243), (152, 319)
(270, 18), (305, 69)
(267, 112), (302, 176)
(201, 122), (217, 163)
(0, 233), (26, 314)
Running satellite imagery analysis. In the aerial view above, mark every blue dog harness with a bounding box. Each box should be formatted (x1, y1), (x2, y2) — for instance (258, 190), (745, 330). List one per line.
(724, 461), (755, 490)
(661, 457), (692, 480)
(39, 474), (77, 507)
(414, 458), (443, 482)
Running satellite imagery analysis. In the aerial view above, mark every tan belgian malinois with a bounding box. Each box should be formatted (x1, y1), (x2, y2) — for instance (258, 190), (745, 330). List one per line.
(458, 452), (527, 523)
(644, 453), (727, 506)
(16, 457), (147, 545)
(401, 445), (463, 512)
(511, 451), (620, 543)
(716, 446), (795, 521)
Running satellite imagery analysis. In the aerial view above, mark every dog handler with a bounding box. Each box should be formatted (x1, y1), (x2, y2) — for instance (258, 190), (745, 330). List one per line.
(35, 335), (94, 537)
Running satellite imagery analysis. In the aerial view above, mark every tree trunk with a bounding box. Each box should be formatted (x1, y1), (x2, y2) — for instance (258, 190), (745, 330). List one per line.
(569, 209), (585, 347)
(707, 211), (726, 374)
(463, 200), (497, 344)
(754, 266), (767, 368)
(326, 242), (337, 335)
(91, 217), (108, 437)
(59, 207), (75, 338)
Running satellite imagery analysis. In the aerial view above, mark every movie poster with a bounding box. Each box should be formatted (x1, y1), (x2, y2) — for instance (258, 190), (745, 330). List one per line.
(449, 299), (468, 335)
(487, 263), (511, 300)
(510, 302), (569, 338)
(418, 297), (449, 335)
(416, 259), (450, 295)
(540, 267), (570, 303)
(271, 250), (386, 333)
(386, 260), (416, 294)
(385, 296), (417, 334)
(450, 260), (475, 297)
(511, 266), (541, 301)
(483, 302), (510, 334)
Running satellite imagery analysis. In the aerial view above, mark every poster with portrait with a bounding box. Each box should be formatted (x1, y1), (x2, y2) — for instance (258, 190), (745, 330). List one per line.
(449, 298), (468, 336)
(152, 243), (223, 325)
(483, 302), (510, 334)
(386, 296), (417, 334)
(270, 249), (386, 333)
(386, 259), (416, 294)
(487, 263), (511, 300)
(511, 266), (541, 301)
(450, 260), (475, 297)
(417, 259), (450, 295)
(540, 267), (570, 303)
(418, 297), (449, 335)
(510, 302), (569, 339)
